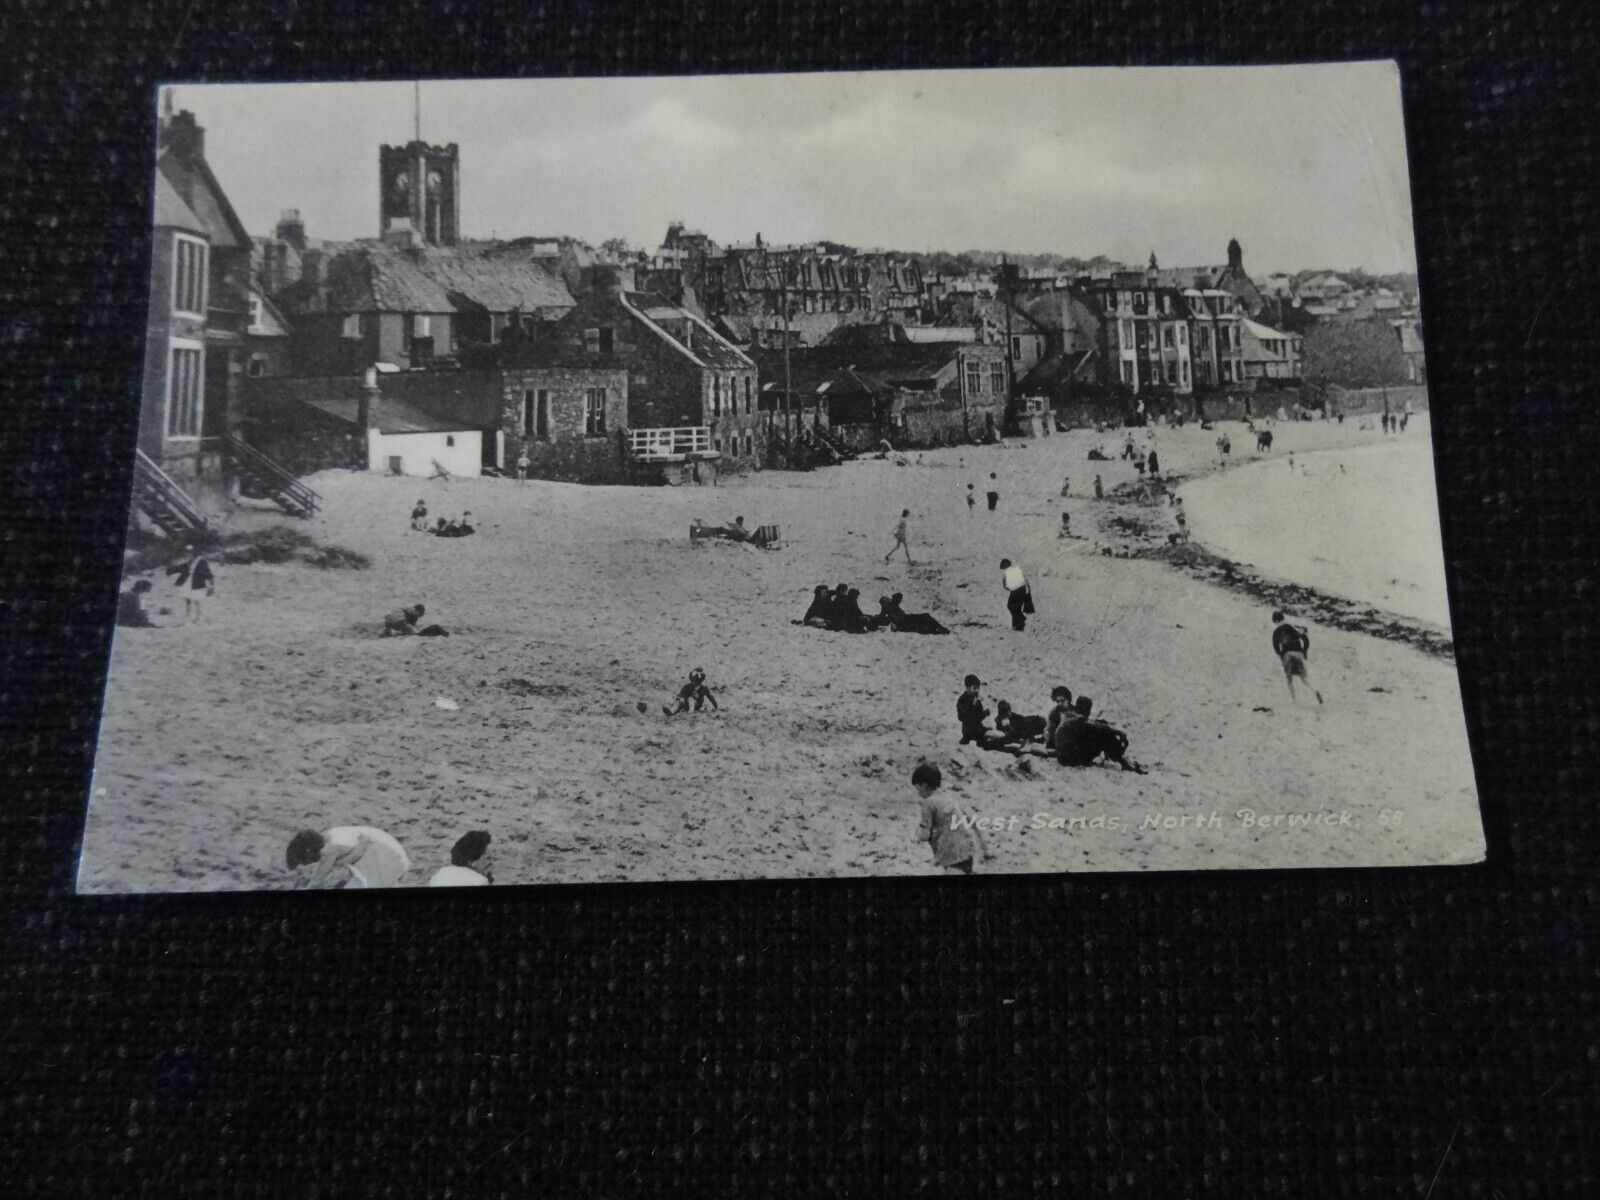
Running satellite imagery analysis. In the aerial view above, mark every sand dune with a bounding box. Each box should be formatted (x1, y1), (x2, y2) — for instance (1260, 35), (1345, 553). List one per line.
(79, 415), (1483, 892)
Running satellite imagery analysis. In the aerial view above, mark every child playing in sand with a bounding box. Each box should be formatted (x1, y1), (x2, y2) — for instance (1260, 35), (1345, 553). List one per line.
(286, 826), (411, 889)
(429, 831), (493, 886)
(911, 762), (983, 875)
(664, 667), (719, 716)
(382, 603), (449, 637)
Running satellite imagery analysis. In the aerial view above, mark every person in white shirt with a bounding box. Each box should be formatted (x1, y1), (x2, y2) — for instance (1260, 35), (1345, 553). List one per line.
(1000, 558), (1032, 631)
(285, 826), (410, 889)
(429, 830), (493, 887)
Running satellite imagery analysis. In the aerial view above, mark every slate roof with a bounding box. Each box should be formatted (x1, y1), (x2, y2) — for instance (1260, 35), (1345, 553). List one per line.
(153, 172), (205, 235)
(414, 250), (574, 312)
(277, 246), (456, 316)
(301, 395), (474, 435)
(620, 291), (754, 370)
(753, 341), (960, 391)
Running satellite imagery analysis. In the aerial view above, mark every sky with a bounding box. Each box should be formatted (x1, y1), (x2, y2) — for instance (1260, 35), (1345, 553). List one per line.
(163, 63), (1419, 276)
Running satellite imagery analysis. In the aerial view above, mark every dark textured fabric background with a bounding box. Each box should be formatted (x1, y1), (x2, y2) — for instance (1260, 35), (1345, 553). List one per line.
(1, 2), (1596, 1195)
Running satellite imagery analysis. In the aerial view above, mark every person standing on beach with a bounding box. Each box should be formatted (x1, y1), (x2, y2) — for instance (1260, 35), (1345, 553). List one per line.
(1094, 474), (1104, 500)
(1270, 610), (1324, 704)
(885, 509), (913, 564)
(1147, 448), (1160, 479)
(986, 473), (1000, 512)
(516, 451), (530, 481)
(911, 762), (983, 875)
(966, 484), (976, 512)
(1000, 558), (1032, 631)
(1060, 474), (1071, 497)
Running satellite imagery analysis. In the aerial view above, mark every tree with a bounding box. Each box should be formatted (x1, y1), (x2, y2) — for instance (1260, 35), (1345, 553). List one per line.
(1300, 317), (1410, 388)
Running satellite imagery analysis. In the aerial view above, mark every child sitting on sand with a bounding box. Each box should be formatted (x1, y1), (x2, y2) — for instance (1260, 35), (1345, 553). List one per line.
(382, 603), (449, 637)
(664, 667), (719, 716)
(410, 499), (429, 530)
(286, 826), (411, 889)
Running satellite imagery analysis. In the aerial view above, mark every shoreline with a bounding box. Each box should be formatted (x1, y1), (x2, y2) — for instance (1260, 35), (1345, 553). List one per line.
(1091, 425), (1454, 659)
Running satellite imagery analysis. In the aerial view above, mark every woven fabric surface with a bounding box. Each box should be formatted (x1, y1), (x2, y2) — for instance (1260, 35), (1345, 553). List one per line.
(1, 1), (1596, 1195)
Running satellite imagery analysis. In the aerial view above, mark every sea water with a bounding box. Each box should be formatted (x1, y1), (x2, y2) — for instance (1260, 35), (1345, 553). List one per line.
(1182, 439), (1453, 629)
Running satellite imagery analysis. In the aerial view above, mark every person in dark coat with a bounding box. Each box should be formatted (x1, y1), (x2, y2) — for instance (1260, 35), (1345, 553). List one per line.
(800, 585), (831, 626)
(1054, 696), (1145, 772)
(835, 588), (872, 633)
(116, 579), (157, 628)
(880, 592), (949, 635)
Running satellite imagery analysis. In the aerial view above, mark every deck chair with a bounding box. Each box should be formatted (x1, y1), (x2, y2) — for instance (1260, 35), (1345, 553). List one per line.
(752, 524), (781, 549)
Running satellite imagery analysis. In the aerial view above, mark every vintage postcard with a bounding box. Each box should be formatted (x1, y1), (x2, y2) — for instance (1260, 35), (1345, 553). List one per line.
(79, 63), (1483, 893)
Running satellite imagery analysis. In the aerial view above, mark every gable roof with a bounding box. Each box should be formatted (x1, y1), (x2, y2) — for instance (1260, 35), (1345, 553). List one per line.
(300, 395), (474, 435)
(278, 245), (456, 315)
(413, 249), (575, 312)
(153, 172), (206, 235)
(619, 291), (754, 370)
(156, 148), (251, 251)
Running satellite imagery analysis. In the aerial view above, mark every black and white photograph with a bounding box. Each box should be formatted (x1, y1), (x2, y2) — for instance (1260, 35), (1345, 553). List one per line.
(79, 62), (1483, 893)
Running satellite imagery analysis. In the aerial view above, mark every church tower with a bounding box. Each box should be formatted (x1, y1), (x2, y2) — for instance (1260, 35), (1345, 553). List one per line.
(379, 84), (460, 247)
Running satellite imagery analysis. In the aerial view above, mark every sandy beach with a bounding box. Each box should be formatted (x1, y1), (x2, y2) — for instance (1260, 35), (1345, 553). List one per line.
(80, 414), (1484, 892)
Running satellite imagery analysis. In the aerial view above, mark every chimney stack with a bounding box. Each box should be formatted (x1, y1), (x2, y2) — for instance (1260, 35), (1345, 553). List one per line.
(160, 110), (206, 161)
(1227, 238), (1243, 272)
(276, 208), (306, 251)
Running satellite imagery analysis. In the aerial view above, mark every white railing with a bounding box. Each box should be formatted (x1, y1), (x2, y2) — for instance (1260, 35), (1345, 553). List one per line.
(627, 426), (713, 459)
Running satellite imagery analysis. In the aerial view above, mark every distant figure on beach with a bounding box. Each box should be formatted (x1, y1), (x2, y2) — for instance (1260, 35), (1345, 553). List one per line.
(1060, 475), (1071, 497)
(957, 674), (991, 745)
(1087, 446), (1110, 462)
(435, 512), (476, 538)
(1173, 498), (1187, 536)
(1400, 411), (1410, 432)
(429, 830), (493, 887)
(1094, 474), (1104, 499)
(1054, 696), (1146, 773)
(876, 592), (949, 635)
(382, 603), (449, 638)
(987, 473), (999, 511)
(410, 499), (429, 529)
(966, 483), (976, 512)
(885, 509), (913, 563)
(1271, 611), (1324, 704)
(799, 585), (832, 627)
(1134, 453), (1146, 477)
(286, 826), (411, 889)
(1123, 433), (1136, 460)
(911, 762), (983, 875)
(1058, 512), (1073, 539)
(1000, 558), (1033, 631)
(516, 451), (530, 481)
(1147, 448), (1160, 478)
(995, 699), (1047, 746)
(1255, 430), (1273, 453)
(165, 550), (215, 622)
(115, 579), (156, 628)
(664, 667), (719, 716)
(1045, 685), (1074, 751)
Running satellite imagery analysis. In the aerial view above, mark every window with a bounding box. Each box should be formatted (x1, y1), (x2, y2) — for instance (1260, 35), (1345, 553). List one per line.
(1121, 361), (1134, 385)
(744, 377), (752, 414)
(446, 435), (456, 447)
(1178, 325), (1187, 345)
(1181, 360), (1189, 385)
(247, 294), (263, 333)
(166, 339), (204, 438)
(521, 389), (553, 439)
(990, 363), (1006, 394)
(1010, 335), (1023, 360)
(714, 437), (722, 454)
(584, 388), (607, 435)
(341, 314), (363, 340)
(1165, 362), (1177, 384)
(1105, 293), (1118, 312)
(712, 375), (721, 416)
(247, 353), (266, 378)
(1221, 361), (1233, 382)
(1132, 292), (1148, 315)
(1162, 326), (1174, 349)
(964, 362), (983, 395)
(584, 327), (600, 354)
(1122, 320), (1134, 346)
(171, 234), (207, 316)
(744, 433), (753, 457)
(598, 327), (614, 355)
(413, 315), (431, 337)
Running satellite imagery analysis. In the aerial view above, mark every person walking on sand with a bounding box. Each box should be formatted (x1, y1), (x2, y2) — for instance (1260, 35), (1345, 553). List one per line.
(1271, 610), (1324, 704)
(986, 473), (999, 512)
(885, 509), (913, 564)
(966, 483), (976, 512)
(1094, 473), (1104, 500)
(165, 549), (215, 622)
(664, 667), (719, 716)
(1000, 558), (1032, 631)
(911, 762), (983, 875)
(1060, 474), (1071, 497)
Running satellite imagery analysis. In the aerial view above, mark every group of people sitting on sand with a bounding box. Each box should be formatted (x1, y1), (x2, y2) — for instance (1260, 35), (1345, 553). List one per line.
(796, 584), (950, 635)
(410, 499), (476, 537)
(285, 826), (493, 889)
(955, 674), (1145, 772)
